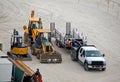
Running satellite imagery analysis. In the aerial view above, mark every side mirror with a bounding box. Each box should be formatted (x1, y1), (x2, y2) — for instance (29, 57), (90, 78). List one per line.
(103, 54), (105, 57)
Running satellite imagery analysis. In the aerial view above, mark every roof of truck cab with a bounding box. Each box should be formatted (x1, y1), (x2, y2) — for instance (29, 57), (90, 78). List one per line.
(81, 46), (98, 51)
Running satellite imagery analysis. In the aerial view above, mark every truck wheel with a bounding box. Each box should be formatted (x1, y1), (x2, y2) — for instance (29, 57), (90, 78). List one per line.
(71, 54), (74, 61)
(70, 52), (76, 61)
(55, 40), (58, 45)
(102, 68), (106, 71)
(57, 42), (61, 47)
(71, 56), (76, 61)
(84, 63), (89, 71)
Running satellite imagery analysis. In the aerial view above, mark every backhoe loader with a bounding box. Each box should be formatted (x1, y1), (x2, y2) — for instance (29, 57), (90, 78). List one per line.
(23, 10), (42, 46)
(23, 10), (62, 63)
(31, 29), (62, 63)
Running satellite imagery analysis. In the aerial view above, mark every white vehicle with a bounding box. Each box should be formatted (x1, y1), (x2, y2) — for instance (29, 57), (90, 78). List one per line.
(71, 45), (106, 71)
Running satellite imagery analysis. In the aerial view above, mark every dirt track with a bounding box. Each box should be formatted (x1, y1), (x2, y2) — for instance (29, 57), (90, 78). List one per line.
(0, 0), (120, 82)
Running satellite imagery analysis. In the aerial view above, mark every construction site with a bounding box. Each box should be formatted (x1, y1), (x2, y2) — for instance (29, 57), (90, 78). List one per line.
(0, 0), (120, 82)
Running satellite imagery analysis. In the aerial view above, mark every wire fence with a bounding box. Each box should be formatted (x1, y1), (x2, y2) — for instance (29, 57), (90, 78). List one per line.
(97, 0), (120, 19)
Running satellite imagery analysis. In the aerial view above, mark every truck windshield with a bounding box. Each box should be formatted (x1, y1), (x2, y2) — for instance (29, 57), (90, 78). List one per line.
(86, 50), (101, 57)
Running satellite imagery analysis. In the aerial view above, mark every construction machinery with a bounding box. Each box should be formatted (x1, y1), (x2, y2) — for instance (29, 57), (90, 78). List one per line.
(23, 10), (42, 46)
(7, 29), (32, 61)
(23, 10), (62, 63)
(31, 29), (62, 63)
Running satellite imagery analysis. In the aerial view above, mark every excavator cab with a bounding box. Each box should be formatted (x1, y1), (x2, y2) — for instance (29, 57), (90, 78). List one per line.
(28, 10), (42, 31)
(11, 35), (23, 48)
(41, 37), (54, 54)
(28, 17), (42, 29)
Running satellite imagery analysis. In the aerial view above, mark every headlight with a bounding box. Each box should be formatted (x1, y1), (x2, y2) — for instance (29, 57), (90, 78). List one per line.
(87, 61), (92, 64)
(53, 59), (57, 62)
(103, 61), (106, 65)
(47, 59), (51, 62)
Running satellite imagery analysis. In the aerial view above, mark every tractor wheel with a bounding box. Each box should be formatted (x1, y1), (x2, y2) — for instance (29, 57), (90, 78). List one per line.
(36, 53), (40, 59)
(36, 50), (41, 59)
(31, 47), (35, 56)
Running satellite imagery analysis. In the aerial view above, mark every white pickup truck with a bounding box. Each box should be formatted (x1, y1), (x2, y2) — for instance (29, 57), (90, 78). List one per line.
(71, 45), (106, 71)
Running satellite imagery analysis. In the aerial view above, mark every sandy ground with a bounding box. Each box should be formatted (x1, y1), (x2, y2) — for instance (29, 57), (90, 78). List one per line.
(0, 0), (120, 82)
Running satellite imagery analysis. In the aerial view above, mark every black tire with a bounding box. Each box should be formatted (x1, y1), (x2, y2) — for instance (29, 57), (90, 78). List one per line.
(36, 51), (41, 59)
(31, 47), (35, 56)
(71, 56), (76, 61)
(70, 51), (76, 61)
(31, 49), (34, 55)
(36, 53), (40, 59)
(57, 42), (61, 47)
(55, 40), (58, 45)
(102, 68), (106, 71)
(84, 62), (89, 71)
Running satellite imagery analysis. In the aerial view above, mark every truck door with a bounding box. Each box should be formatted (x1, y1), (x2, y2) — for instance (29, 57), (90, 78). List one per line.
(78, 49), (85, 63)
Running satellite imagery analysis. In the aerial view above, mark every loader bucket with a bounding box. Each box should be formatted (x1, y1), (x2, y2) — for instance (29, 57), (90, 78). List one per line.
(40, 51), (62, 63)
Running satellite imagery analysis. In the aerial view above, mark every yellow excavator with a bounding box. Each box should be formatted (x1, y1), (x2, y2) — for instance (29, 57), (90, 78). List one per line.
(7, 29), (32, 61)
(23, 10), (62, 63)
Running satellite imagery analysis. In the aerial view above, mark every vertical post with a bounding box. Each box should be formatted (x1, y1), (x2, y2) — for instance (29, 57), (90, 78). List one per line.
(112, 1), (114, 8)
(97, 0), (100, 8)
(50, 22), (55, 37)
(50, 22), (55, 31)
(39, 18), (43, 29)
(48, 33), (51, 43)
(107, 0), (110, 13)
(66, 22), (71, 35)
(31, 10), (34, 17)
(100, 0), (102, 4)
(73, 28), (75, 38)
(117, 10), (120, 19)
(78, 33), (81, 39)
(117, 3), (120, 19)
(60, 33), (61, 41)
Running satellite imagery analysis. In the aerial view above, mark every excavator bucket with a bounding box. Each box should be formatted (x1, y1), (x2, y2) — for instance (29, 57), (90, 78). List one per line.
(39, 51), (62, 63)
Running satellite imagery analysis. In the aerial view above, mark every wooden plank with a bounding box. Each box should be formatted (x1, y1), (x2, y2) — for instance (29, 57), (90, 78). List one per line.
(8, 58), (34, 76)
